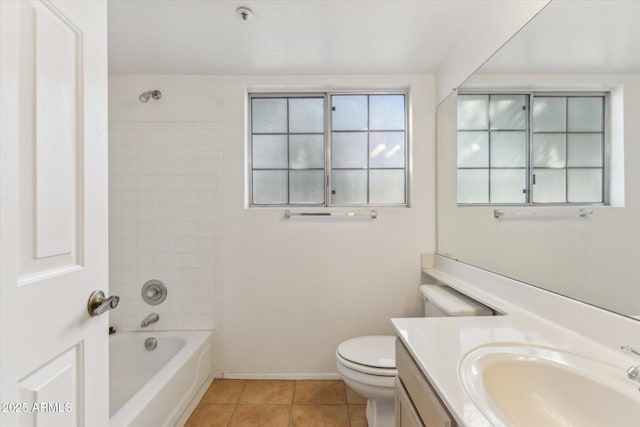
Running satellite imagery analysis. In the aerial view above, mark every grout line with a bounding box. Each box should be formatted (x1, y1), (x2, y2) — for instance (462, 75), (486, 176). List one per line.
(292, 379), (297, 405)
(225, 403), (236, 427)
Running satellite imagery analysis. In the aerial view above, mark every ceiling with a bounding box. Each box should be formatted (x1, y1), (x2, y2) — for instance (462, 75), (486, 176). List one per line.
(107, 0), (546, 76)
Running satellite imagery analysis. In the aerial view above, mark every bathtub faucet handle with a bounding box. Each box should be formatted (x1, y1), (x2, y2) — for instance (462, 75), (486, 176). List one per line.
(87, 290), (120, 317)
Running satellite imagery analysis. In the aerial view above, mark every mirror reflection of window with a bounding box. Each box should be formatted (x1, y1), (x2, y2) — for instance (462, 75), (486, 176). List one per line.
(456, 93), (606, 205)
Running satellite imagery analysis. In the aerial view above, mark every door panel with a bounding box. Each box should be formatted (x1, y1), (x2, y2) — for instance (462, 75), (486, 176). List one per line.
(18, 345), (80, 427)
(18, 0), (83, 283)
(1, 1), (109, 427)
(33, 0), (81, 261)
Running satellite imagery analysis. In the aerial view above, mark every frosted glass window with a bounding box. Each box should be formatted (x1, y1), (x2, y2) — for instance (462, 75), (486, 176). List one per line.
(332, 95), (368, 131)
(252, 171), (288, 204)
(457, 170), (488, 204)
(332, 170), (367, 204)
(490, 131), (526, 168)
(370, 95), (405, 130)
(568, 97), (603, 132)
(458, 95), (489, 130)
(532, 169), (566, 203)
(289, 135), (324, 169)
(490, 169), (526, 204)
(533, 134), (566, 168)
(568, 169), (602, 203)
(289, 98), (324, 133)
(369, 132), (405, 168)
(332, 132), (368, 168)
(457, 132), (489, 168)
(370, 170), (405, 204)
(251, 96), (325, 206)
(490, 94), (526, 130)
(290, 170), (325, 204)
(567, 134), (602, 167)
(250, 92), (407, 206)
(533, 97), (566, 132)
(252, 98), (287, 133)
(252, 135), (288, 169)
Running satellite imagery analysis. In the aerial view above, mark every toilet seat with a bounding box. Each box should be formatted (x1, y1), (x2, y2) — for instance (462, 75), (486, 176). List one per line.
(336, 336), (397, 377)
(336, 353), (397, 377)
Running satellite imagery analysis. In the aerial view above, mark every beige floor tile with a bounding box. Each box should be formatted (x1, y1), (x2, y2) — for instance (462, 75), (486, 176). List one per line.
(202, 379), (247, 404)
(294, 380), (347, 404)
(189, 380), (369, 427)
(344, 386), (367, 405)
(238, 380), (295, 404)
(185, 404), (235, 427)
(291, 404), (350, 427)
(228, 404), (291, 427)
(347, 405), (367, 427)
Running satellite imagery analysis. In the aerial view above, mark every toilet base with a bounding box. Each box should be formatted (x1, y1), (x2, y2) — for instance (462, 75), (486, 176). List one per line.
(366, 398), (395, 427)
(336, 359), (396, 427)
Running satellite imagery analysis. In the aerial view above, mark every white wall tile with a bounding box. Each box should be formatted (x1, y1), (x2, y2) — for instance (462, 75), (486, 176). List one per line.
(183, 284), (199, 299)
(109, 122), (220, 331)
(183, 316), (200, 330)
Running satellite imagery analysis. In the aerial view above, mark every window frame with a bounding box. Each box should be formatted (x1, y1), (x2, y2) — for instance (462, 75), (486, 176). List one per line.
(456, 90), (610, 206)
(248, 90), (410, 208)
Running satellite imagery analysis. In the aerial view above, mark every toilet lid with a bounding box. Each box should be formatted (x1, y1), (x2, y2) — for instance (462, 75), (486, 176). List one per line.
(337, 336), (396, 369)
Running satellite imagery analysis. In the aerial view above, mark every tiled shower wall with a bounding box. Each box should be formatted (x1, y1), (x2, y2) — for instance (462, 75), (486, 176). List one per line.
(108, 122), (222, 331)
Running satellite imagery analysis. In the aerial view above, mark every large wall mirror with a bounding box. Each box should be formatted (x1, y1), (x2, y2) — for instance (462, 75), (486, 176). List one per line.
(437, 0), (640, 318)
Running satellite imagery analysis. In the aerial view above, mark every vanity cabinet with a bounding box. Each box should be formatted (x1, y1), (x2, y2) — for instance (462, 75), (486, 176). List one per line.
(395, 339), (457, 427)
(395, 377), (425, 427)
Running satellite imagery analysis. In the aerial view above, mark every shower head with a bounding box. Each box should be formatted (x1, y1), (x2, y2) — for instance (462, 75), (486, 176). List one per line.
(139, 90), (162, 103)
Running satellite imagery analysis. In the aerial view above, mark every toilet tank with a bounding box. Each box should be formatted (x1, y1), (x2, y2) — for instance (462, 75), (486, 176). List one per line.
(420, 284), (492, 317)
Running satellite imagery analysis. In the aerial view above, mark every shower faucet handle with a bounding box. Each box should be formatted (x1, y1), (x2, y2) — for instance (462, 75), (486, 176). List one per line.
(87, 290), (120, 317)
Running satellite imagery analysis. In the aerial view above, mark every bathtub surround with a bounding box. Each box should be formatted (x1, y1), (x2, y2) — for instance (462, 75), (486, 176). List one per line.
(109, 74), (436, 377)
(109, 121), (222, 331)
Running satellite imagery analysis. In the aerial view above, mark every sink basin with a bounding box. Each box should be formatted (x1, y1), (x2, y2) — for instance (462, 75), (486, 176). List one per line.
(459, 344), (640, 427)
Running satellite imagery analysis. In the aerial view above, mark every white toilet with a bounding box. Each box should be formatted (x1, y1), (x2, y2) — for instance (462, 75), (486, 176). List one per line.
(336, 284), (492, 427)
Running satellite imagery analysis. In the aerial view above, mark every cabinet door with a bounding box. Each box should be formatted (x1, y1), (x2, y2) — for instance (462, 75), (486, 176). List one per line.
(395, 378), (425, 427)
(396, 340), (455, 427)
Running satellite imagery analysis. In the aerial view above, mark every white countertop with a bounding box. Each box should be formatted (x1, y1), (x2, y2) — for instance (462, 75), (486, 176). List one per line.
(391, 256), (640, 427)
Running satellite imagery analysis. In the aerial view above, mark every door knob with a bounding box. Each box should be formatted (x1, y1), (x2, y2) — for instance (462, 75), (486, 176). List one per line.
(87, 290), (120, 316)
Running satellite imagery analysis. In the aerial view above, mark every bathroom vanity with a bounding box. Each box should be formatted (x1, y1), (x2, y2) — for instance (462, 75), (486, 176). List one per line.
(395, 339), (456, 427)
(392, 255), (640, 427)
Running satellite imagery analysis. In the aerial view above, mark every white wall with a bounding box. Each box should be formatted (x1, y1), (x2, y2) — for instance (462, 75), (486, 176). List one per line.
(437, 73), (640, 316)
(109, 74), (436, 376)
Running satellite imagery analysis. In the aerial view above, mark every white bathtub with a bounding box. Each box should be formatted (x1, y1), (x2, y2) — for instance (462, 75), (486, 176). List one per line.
(109, 331), (213, 427)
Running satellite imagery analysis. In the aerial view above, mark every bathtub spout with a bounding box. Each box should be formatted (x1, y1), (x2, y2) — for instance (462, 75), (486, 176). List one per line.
(141, 312), (159, 328)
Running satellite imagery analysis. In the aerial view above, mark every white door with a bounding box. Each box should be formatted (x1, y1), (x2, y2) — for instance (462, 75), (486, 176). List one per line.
(0, 1), (109, 427)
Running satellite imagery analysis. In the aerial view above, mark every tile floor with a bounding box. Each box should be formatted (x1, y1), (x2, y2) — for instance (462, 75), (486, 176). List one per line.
(185, 379), (368, 427)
